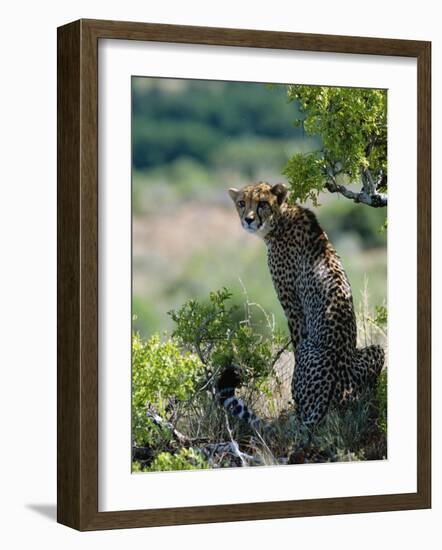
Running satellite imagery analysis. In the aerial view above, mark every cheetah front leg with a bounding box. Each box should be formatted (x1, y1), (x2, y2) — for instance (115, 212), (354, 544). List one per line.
(275, 291), (306, 351)
(292, 341), (337, 427)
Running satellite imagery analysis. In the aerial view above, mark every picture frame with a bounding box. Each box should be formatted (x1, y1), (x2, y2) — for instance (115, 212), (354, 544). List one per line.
(57, 18), (431, 531)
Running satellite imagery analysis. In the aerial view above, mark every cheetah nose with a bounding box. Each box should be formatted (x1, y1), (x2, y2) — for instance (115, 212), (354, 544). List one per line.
(245, 216), (254, 225)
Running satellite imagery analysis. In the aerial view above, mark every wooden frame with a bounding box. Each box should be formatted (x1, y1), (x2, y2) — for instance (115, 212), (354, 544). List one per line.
(57, 18), (431, 531)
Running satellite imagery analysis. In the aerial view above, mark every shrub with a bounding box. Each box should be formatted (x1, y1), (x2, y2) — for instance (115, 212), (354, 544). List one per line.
(132, 332), (204, 447)
(145, 448), (209, 472)
(132, 288), (288, 469)
(169, 288), (287, 390)
(132, 288), (387, 471)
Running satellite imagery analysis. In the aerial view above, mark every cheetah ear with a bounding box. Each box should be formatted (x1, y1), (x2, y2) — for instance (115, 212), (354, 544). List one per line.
(271, 183), (288, 205)
(228, 188), (239, 202)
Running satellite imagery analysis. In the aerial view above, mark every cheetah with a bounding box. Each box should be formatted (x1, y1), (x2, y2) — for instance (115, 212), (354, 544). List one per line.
(225, 181), (384, 427)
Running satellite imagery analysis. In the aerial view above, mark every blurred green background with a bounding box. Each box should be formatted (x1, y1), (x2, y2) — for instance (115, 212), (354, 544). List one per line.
(132, 78), (387, 339)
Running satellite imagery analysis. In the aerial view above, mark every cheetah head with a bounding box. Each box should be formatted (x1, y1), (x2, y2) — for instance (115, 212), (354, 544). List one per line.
(228, 181), (288, 238)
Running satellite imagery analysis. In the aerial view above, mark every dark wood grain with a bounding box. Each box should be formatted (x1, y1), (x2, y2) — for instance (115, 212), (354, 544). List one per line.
(57, 19), (431, 531)
(416, 42), (431, 507)
(57, 19), (100, 530)
(57, 20), (81, 529)
(83, 18), (427, 57)
(84, 492), (429, 531)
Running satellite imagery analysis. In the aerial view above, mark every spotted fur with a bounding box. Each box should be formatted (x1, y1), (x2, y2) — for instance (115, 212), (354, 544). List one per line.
(228, 181), (384, 427)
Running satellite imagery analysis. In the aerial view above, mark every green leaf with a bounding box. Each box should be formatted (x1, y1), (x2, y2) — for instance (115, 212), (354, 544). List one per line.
(284, 85), (387, 205)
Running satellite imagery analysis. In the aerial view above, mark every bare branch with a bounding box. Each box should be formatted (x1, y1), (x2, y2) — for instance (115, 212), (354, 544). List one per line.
(376, 170), (387, 191)
(202, 441), (261, 466)
(223, 412), (248, 467)
(146, 405), (191, 445)
(143, 407), (261, 467)
(325, 180), (387, 208)
(324, 163), (387, 207)
(270, 339), (293, 371)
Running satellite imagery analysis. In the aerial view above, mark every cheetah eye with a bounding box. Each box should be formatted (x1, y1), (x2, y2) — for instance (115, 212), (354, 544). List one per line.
(237, 200), (245, 208)
(258, 200), (268, 208)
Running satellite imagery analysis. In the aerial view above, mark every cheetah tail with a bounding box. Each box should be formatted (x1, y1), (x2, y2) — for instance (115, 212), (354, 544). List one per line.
(354, 344), (385, 388)
(216, 366), (261, 428)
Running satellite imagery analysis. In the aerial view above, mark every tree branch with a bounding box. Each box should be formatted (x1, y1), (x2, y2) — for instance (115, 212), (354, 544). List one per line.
(146, 405), (191, 445)
(143, 405), (261, 467)
(325, 180), (387, 208)
(270, 339), (293, 371)
(202, 441), (261, 466)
